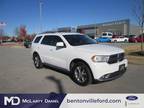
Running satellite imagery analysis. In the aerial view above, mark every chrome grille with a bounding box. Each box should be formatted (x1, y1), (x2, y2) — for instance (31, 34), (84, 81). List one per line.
(108, 53), (125, 64)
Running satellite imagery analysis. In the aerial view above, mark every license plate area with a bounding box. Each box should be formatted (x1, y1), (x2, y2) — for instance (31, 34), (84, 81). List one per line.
(119, 64), (125, 72)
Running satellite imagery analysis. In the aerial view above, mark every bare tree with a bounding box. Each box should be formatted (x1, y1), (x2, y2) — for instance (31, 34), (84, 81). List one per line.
(133, 0), (144, 53)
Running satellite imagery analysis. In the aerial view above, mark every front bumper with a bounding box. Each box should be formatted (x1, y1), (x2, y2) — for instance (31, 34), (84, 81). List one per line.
(99, 66), (126, 81)
(90, 59), (128, 81)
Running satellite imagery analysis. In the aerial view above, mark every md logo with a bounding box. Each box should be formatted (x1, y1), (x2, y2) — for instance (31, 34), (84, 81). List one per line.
(4, 96), (20, 106)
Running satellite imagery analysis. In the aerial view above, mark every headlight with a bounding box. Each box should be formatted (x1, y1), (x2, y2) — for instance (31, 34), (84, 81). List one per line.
(91, 55), (109, 62)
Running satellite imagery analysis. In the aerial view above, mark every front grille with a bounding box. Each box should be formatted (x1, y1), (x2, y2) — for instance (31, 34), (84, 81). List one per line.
(108, 53), (125, 64)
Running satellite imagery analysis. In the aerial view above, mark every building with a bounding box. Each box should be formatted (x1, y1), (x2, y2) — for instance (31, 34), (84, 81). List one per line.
(57, 27), (76, 32)
(44, 19), (140, 38)
(130, 24), (141, 36)
(43, 27), (76, 33)
(77, 19), (130, 38)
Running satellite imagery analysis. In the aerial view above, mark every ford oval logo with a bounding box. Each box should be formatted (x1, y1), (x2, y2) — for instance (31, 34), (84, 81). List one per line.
(126, 96), (138, 101)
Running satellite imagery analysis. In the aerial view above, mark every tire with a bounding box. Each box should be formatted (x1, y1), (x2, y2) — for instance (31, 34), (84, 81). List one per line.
(26, 45), (30, 48)
(114, 40), (117, 43)
(25, 45), (29, 48)
(71, 62), (93, 86)
(33, 54), (43, 69)
(124, 39), (127, 42)
(27, 44), (31, 48)
(134, 40), (138, 43)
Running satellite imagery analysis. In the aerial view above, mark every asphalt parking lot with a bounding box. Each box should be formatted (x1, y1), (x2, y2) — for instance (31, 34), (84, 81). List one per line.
(0, 46), (144, 93)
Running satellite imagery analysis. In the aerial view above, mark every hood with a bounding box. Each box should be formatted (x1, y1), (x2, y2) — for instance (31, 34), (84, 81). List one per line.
(74, 44), (124, 55)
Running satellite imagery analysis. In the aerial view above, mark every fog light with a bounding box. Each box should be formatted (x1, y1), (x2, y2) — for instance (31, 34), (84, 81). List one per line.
(105, 74), (110, 79)
(100, 74), (110, 80)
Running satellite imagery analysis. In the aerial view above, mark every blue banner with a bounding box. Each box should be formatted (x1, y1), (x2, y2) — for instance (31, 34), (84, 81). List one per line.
(0, 93), (66, 108)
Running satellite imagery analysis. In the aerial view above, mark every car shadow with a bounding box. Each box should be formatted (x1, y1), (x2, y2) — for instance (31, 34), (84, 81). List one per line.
(44, 65), (72, 93)
(46, 76), (65, 93)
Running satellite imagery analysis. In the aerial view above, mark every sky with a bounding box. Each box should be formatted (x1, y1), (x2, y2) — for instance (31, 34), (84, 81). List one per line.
(0, 0), (137, 36)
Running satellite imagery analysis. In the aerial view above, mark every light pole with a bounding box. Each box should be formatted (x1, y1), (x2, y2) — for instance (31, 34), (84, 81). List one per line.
(0, 22), (6, 44)
(94, 24), (97, 39)
(39, 0), (43, 32)
(140, 0), (144, 52)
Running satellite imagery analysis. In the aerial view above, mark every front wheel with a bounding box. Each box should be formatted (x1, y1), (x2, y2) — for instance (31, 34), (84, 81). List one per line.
(71, 62), (93, 86)
(33, 54), (43, 69)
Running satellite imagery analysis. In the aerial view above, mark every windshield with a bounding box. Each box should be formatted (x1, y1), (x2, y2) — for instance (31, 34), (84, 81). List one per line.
(63, 34), (96, 46)
(102, 33), (107, 36)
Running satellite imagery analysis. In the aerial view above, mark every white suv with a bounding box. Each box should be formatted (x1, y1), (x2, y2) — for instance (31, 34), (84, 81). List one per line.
(31, 32), (128, 86)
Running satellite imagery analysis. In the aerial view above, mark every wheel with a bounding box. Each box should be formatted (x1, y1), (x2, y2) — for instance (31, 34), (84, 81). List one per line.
(33, 54), (43, 69)
(71, 62), (93, 86)
(124, 39), (127, 42)
(114, 40), (117, 43)
(27, 44), (31, 48)
(25, 45), (29, 48)
(134, 40), (138, 43)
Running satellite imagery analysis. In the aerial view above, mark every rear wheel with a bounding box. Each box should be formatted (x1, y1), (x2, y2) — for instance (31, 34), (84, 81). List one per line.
(71, 62), (93, 86)
(124, 39), (127, 42)
(114, 40), (117, 43)
(27, 44), (31, 48)
(134, 40), (138, 43)
(33, 54), (43, 69)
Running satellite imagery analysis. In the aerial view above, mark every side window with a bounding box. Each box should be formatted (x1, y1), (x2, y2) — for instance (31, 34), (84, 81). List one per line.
(34, 36), (42, 43)
(108, 33), (112, 36)
(41, 35), (63, 46)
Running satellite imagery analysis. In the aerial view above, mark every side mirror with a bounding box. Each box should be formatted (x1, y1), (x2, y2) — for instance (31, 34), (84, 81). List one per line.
(56, 42), (65, 49)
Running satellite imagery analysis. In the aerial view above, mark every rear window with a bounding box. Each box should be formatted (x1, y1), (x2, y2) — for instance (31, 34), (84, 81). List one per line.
(34, 36), (42, 43)
(41, 35), (63, 46)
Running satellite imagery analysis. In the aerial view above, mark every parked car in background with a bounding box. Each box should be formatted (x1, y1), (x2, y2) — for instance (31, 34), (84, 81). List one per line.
(123, 34), (135, 38)
(128, 34), (136, 38)
(24, 40), (31, 48)
(96, 37), (111, 43)
(101, 32), (113, 38)
(129, 34), (144, 43)
(111, 35), (128, 42)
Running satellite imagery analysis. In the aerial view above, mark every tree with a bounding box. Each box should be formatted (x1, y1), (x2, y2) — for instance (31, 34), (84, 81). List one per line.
(15, 25), (27, 42)
(133, 0), (144, 53)
(19, 25), (27, 41)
